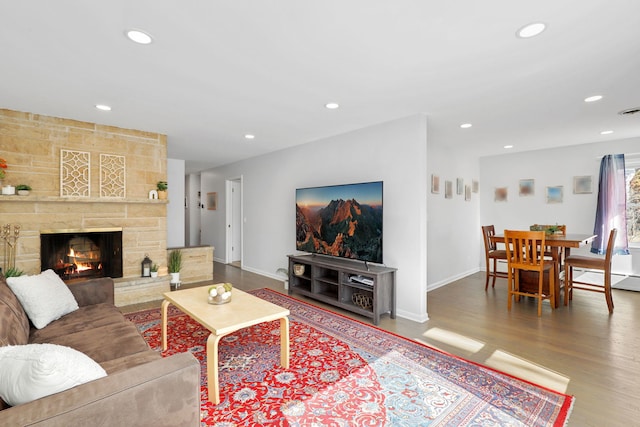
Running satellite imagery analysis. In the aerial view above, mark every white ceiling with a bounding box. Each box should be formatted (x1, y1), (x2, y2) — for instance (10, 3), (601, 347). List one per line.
(2, 1), (640, 173)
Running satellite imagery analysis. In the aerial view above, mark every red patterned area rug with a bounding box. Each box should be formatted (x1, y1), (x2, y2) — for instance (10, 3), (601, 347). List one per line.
(125, 289), (574, 426)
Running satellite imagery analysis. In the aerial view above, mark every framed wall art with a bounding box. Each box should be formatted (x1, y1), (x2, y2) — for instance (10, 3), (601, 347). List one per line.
(494, 187), (508, 202)
(207, 192), (218, 210)
(573, 176), (592, 194)
(431, 174), (440, 194)
(465, 185), (471, 201)
(546, 186), (563, 203)
(456, 178), (464, 195)
(445, 180), (453, 199)
(472, 180), (479, 193)
(519, 179), (534, 196)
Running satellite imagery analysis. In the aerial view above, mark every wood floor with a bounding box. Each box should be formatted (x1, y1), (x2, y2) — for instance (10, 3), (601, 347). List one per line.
(121, 262), (640, 426)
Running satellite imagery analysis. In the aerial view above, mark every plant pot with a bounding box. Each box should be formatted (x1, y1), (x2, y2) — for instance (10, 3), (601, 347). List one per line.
(150, 271), (158, 278)
(158, 190), (167, 200)
(170, 272), (180, 284)
(17, 190), (29, 196)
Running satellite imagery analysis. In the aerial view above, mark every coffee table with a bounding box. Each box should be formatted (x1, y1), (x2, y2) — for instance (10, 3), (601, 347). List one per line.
(161, 285), (290, 404)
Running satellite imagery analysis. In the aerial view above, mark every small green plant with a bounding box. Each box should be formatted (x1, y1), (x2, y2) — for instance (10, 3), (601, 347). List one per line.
(4, 267), (24, 277)
(157, 181), (168, 191)
(168, 249), (182, 273)
(150, 263), (159, 273)
(16, 184), (31, 191)
(276, 268), (288, 277)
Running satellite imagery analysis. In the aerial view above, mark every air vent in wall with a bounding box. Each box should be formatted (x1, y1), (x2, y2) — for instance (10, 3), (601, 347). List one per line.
(618, 107), (640, 116)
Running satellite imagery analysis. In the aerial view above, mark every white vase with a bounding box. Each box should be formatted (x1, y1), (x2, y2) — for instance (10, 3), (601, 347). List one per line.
(170, 272), (180, 284)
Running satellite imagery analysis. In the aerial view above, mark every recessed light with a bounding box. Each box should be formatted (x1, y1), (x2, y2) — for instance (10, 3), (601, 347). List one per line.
(600, 130), (614, 135)
(325, 103), (339, 110)
(126, 29), (153, 45)
(95, 104), (112, 111)
(460, 123), (472, 129)
(244, 134), (255, 140)
(517, 22), (546, 38)
(504, 145), (514, 149)
(584, 95), (603, 103)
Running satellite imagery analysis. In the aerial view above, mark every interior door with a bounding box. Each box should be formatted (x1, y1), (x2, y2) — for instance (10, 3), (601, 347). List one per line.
(230, 179), (242, 263)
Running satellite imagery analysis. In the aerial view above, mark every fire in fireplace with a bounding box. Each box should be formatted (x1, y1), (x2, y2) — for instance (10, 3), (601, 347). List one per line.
(40, 228), (123, 281)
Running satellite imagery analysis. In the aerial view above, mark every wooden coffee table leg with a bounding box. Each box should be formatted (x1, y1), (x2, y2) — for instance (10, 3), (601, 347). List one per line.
(161, 300), (170, 351)
(280, 316), (290, 368)
(207, 333), (224, 404)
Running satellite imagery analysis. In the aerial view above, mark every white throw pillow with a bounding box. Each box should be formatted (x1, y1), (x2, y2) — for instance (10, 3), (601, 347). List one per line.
(0, 343), (107, 406)
(6, 269), (79, 329)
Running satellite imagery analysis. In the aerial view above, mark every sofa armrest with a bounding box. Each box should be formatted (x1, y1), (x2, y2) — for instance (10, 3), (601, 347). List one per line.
(67, 277), (115, 307)
(0, 352), (200, 426)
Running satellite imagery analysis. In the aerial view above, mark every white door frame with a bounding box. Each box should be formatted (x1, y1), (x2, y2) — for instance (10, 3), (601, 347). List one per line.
(225, 176), (243, 265)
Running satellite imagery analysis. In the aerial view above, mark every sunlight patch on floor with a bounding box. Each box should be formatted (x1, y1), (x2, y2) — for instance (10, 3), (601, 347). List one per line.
(420, 327), (486, 354)
(484, 349), (570, 393)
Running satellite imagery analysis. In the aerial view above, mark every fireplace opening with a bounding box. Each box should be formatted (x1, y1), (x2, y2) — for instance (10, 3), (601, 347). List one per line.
(40, 229), (123, 281)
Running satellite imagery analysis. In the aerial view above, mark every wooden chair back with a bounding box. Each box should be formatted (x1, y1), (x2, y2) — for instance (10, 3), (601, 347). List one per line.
(504, 229), (555, 316)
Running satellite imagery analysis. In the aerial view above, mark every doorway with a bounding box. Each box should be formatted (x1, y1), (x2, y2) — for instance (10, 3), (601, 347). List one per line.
(226, 177), (242, 267)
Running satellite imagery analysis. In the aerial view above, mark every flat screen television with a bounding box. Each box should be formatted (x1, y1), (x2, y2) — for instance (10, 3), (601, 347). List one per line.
(296, 181), (383, 264)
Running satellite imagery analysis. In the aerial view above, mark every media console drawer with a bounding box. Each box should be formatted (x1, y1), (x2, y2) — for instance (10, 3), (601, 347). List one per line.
(287, 254), (396, 325)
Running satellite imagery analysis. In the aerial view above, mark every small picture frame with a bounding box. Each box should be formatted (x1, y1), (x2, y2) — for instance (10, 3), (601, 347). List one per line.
(431, 174), (440, 194)
(546, 186), (563, 204)
(207, 192), (218, 210)
(445, 180), (453, 199)
(456, 178), (464, 195)
(494, 187), (508, 202)
(464, 185), (471, 201)
(472, 180), (479, 193)
(573, 176), (592, 194)
(519, 179), (535, 196)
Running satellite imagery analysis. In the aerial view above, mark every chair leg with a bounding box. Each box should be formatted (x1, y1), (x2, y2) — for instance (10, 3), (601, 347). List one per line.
(485, 257), (491, 290)
(507, 270), (513, 311)
(537, 273), (543, 317)
(605, 274), (614, 314)
(491, 258), (498, 288)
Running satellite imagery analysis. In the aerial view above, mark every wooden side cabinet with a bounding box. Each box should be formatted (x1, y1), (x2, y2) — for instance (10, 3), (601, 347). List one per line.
(287, 254), (396, 325)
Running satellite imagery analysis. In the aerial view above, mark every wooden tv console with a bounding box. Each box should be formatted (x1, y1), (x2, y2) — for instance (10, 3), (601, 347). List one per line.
(287, 254), (396, 325)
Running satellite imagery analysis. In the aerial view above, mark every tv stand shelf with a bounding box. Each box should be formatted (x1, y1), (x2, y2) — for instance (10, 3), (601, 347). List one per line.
(288, 254), (396, 325)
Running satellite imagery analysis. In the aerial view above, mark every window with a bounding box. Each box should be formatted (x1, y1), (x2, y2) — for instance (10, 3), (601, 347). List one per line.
(626, 161), (640, 247)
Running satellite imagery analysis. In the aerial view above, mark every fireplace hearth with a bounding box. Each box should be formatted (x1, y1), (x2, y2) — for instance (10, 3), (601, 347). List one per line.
(40, 228), (123, 281)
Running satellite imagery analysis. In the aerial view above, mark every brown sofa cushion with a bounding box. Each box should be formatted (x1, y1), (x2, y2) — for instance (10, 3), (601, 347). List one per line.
(0, 274), (30, 347)
(28, 295), (161, 375)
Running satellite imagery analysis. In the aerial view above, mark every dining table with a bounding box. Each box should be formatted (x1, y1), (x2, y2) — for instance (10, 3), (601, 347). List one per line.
(491, 233), (597, 307)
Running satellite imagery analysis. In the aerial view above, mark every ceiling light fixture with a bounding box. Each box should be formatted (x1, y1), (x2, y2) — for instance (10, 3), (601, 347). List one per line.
(325, 103), (339, 110)
(95, 104), (112, 111)
(460, 123), (472, 129)
(125, 29), (153, 45)
(517, 22), (546, 39)
(244, 134), (255, 140)
(504, 145), (514, 149)
(584, 95), (603, 103)
(600, 130), (614, 135)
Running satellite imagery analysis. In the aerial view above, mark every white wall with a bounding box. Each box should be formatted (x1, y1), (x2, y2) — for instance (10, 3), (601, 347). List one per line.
(479, 137), (639, 275)
(185, 173), (201, 246)
(426, 143), (481, 289)
(200, 115), (429, 322)
(166, 158), (185, 248)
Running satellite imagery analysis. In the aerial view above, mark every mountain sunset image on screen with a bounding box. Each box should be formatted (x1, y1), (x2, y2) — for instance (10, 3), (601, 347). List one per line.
(296, 181), (383, 264)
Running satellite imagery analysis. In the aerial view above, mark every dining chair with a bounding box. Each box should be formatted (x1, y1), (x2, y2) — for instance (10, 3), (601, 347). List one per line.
(564, 229), (617, 314)
(481, 225), (508, 290)
(504, 229), (555, 316)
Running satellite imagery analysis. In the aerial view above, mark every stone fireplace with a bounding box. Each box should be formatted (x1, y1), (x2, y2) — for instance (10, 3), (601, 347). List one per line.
(40, 228), (123, 281)
(1, 108), (170, 306)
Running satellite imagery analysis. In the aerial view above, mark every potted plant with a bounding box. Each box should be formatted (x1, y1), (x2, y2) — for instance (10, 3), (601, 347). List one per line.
(168, 249), (182, 284)
(157, 181), (168, 200)
(150, 263), (159, 278)
(16, 184), (31, 196)
(4, 267), (24, 277)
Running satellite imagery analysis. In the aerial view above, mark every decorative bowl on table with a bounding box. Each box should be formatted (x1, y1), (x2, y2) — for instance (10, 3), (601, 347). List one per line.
(208, 283), (233, 305)
(293, 264), (305, 276)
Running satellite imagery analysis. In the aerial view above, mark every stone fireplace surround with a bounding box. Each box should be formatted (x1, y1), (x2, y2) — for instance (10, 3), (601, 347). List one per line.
(1, 109), (171, 305)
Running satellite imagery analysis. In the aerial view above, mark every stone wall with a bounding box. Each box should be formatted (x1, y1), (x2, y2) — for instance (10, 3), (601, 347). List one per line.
(0, 109), (169, 281)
